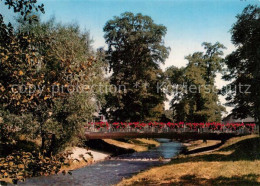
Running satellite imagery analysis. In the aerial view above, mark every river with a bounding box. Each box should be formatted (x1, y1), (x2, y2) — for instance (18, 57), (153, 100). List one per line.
(19, 139), (182, 186)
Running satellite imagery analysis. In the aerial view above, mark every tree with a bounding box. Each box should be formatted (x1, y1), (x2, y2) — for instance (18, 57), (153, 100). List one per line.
(18, 19), (108, 153)
(223, 5), (260, 124)
(166, 42), (226, 122)
(0, 0), (44, 145)
(0, 0), (44, 23)
(103, 12), (170, 122)
(0, 0), (45, 114)
(1, 11), (107, 153)
(0, 0), (108, 153)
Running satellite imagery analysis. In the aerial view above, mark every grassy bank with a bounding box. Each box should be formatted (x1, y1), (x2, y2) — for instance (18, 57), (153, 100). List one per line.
(104, 138), (160, 152)
(185, 140), (221, 151)
(118, 135), (260, 185)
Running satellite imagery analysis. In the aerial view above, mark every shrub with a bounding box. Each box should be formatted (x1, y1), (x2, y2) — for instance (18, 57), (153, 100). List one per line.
(0, 151), (72, 184)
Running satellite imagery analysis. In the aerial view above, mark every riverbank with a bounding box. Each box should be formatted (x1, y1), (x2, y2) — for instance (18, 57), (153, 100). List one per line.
(59, 138), (160, 173)
(58, 147), (111, 173)
(183, 140), (221, 151)
(17, 139), (180, 185)
(104, 138), (160, 152)
(118, 135), (260, 185)
(0, 138), (160, 184)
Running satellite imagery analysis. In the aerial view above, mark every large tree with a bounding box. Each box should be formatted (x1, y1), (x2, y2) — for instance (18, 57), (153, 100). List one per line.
(0, 0), (45, 144)
(103, 12), (170, 122)
(223, 5), (260, 124)
(1, 3), (107, 152)
(166, 42), (226, 122)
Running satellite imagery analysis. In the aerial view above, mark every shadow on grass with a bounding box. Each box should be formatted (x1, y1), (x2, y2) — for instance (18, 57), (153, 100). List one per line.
(172, 136), (260, 164)
(173, 174), (260, 186)
(129, 174), (260, 186)
(183, 140), (225, 155)
(84, 139), (135, 156)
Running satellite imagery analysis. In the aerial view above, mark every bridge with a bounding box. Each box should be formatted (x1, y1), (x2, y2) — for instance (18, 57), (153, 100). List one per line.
(84, 123), (259, 141)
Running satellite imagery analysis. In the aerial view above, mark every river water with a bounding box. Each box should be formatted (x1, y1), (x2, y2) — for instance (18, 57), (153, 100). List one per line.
(19, 139), (182, 186)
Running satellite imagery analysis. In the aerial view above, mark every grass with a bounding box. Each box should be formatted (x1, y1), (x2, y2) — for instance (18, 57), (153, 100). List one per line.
(103, 138), (160, 152)
(186, 140), (221, 151)
(118, 135), (260, 185)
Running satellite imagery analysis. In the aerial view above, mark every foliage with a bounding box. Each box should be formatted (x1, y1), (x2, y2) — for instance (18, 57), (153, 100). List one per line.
(0, 0), (43, 150)
(0, 0), (46, 148)
(222, 5), (260, 124)
(0, 151), (71, 184)
(0, 19), (91, 151)
(45, 92), (95, 153)
(160, 110), (174, 122)
(166, 42), (226, 122)
(0, 0), (105, 182)
(0, 110), (37, 145)
(10, 19), (107, 153)
(1, 0), (107, 153)
(102, 12), (170, 122)
(0, 0), (44, 23)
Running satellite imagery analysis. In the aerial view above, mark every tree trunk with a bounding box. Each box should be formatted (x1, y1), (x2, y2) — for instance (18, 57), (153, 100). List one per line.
(41, 131), (45, 151)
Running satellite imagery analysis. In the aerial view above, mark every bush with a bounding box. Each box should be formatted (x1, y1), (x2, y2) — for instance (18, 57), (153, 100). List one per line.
(0, 151), (72, 184)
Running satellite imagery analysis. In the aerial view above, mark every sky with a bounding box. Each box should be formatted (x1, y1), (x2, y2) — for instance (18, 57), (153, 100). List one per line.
(1, 0), (259, 113)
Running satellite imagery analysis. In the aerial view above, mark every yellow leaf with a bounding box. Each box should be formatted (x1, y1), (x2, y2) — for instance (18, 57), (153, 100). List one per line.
(44, 96), (49, 100)
(18, 70), (24, 76)
(0, 86), (5, 92)
(18, 164), (24, 169)
(9, 162), (14, 166)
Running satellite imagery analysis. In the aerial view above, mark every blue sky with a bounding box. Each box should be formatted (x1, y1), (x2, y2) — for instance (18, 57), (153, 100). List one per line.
(1, 0), (259, 111)
(1, 0), (258, 68)
(33, 0), (258, 69)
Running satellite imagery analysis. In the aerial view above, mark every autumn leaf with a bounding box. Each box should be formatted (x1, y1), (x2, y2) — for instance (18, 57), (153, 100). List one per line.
(18, 70), (24, 76)
(44, 96), (50, 100)
(0, 86), (5, 92)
